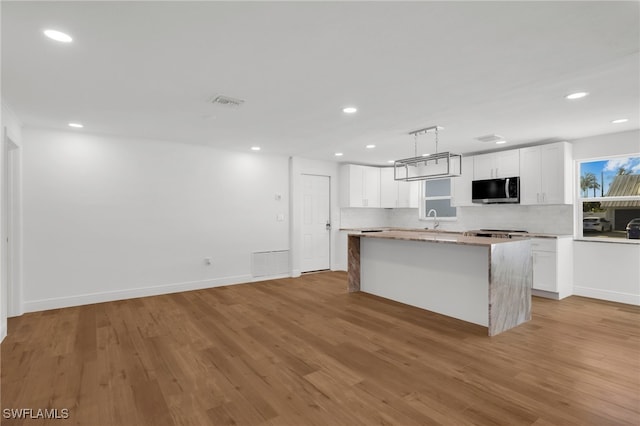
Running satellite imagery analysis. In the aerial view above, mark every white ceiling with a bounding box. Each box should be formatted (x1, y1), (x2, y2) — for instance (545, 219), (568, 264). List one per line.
(2, 1), (639, 165)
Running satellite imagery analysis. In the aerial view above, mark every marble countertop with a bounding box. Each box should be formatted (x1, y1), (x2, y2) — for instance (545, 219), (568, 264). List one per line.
(340, 227), (570, 239)
(347, 229), (521, 247)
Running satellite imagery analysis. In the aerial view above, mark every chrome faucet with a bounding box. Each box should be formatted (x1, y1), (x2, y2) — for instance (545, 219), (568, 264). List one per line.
(427, 209), (440, 229)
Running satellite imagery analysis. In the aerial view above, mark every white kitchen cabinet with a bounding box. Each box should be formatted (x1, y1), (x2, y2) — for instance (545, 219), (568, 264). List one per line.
(531, 237), (573, 299)
(380, 167), (418, 208)
(520, 142), (572, 205)
(380, 167), (397, 208)
(451, 156), (474, 206)
(473, 149), (520, 180)
(339, 164), (380, 207)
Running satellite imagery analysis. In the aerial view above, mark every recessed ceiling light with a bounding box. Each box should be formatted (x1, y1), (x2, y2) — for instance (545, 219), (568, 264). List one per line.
(68, 122), (83, 128)
(251, 146), (260, 151)
(496, 140), (507, 145)
(342, 107), (357, 114)
(565, 92), (589, 100)
(366, 144), (375, 149)
(335, 152), (344, 157)
(44, 29), (73, 43)
(611, 118), (628, 124)
(387, 160), (394, 164)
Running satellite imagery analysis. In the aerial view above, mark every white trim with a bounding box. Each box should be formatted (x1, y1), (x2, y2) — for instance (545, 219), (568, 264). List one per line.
(532, 289), (561, 300)
(574, 237), (639, 245)
(23, 274), (261, 313)
(579, 196), (640, 202)
(573, 286), (640, 306)
(251, 273), (290, 282)
(332, 263), (347, 272)
(1, 322), (6, 342)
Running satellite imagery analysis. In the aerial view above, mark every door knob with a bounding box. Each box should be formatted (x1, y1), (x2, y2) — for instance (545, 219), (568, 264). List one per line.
(326, 221), (332, 230)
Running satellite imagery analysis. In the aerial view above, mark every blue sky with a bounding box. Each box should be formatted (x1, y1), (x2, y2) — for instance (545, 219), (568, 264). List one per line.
(580, 156), (640, 196)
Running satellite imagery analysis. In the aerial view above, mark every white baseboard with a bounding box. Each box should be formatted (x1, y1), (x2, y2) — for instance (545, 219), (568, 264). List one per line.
(573, 286), (640, 306)
(532, 289), (560, 300)
(23, 274), (260, 313)
(251, 273), (290, 282)
(332, 263), (347, 272)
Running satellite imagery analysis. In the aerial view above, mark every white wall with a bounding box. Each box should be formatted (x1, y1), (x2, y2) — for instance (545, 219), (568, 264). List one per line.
(571, 129), (640, 304)
(1, 101), (24, 341)
(290, 157), (343, 273)
(22, 128), (290, 311)
(571, 129), (640, 159)
(573, 241), (640, 305)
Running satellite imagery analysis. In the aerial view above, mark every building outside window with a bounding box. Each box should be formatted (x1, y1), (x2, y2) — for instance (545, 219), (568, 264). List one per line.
(578, 154), (640, 241)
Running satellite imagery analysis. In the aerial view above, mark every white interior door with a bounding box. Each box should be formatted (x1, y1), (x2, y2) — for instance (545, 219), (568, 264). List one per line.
(301, 174), (331, 273)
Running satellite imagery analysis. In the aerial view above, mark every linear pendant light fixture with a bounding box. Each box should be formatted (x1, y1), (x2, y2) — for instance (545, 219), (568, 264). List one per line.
(394, 125), (462, 181)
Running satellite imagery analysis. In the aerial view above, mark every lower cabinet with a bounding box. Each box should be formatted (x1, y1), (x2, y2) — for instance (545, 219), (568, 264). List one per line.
(531, 237), (573, 299)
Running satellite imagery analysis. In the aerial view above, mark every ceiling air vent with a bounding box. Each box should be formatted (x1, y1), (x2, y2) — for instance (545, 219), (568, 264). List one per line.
(210, 95), (244, 107)
(476, 134), (505, 143)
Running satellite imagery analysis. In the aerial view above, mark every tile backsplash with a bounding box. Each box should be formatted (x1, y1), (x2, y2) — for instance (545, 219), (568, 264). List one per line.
(340, 208), (390, 229)
(342, 204), (574, 235)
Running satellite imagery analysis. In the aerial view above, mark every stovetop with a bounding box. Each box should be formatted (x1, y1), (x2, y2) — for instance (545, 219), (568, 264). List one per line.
(463, 229), (529, 238)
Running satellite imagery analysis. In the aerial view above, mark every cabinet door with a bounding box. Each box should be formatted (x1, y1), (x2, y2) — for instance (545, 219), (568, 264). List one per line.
(380, 167), (398, 208)
(408, 181), (420, 208)
(473, 153), (495, 180)
(495, 150), (520, 178)
(532, 250), (557, 292)
(397, 181), (413, 207)
(363, 166), (380, 207)
(451, 156), (474, 206)
(540, 143), (566, 204)
(519, 147), (542, 205)
(348, 165), (365, 207)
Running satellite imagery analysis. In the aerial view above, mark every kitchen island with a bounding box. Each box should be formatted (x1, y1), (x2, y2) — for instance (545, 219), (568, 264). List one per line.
(347, 230), (532, 336)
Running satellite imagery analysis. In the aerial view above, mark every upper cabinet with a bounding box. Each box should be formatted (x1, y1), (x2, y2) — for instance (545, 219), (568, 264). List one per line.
(451, 156), (474, 207)
(520, 142), (572, 205)
(380, 168), (419, 208)
(473, 149), (520, 180)
(340, 164), (381, 207)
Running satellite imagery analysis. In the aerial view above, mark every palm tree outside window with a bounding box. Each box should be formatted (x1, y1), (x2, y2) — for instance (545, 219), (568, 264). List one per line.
(578, 155), (640, 240)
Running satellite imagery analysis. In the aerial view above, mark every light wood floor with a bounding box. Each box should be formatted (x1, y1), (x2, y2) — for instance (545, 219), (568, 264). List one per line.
(2, 271), (639, 425)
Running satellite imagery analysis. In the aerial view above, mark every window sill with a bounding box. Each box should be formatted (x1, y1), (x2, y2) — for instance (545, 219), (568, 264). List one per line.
(574, 237), (640, 245)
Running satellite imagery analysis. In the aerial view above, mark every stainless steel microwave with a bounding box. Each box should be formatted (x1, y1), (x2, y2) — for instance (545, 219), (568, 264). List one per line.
(472, 177), (520, 204)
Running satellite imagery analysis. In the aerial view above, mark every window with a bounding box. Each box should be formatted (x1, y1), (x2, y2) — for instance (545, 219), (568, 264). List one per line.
(419, 178), (457, 221)
(578, 154), (640, 241)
